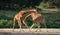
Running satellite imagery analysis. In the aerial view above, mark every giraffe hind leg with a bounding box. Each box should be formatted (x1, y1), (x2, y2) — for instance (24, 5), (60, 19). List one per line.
(35, 21), (41, 32)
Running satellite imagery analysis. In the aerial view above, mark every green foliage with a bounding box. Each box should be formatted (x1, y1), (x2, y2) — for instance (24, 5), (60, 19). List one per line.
(26, 17), (33, 26)
(7, 20), (13, 28)
(45, 0), (60, 8)
(0, 13), (60, 28)
(0, 20), (13, 28)
(0, 19), (8, 28)
(0, 0), (43, 10)
(0, 0), (60, 10)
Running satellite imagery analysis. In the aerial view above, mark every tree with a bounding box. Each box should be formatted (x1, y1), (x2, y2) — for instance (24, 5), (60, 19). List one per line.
(0, 0), (43, 10)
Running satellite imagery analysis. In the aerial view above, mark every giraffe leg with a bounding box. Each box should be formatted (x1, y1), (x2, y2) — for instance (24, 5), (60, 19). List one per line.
(23, 20), (28, 29)
(13, 22), (15, 32)
(36, 23), (41, 32)
(13, 18), (16, 32)
(43, 18), (48, 32)
(22, 20), (28, 28)
(18, 20), (23, 32)
(29, 23), (35, 32)
(38, 23), (40, 29)
(30, 23), (34, 29)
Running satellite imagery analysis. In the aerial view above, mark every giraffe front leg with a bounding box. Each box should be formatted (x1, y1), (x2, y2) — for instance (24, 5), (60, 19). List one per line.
(13, 23), (15, 32)
(30, 23), (34, 29)
(18, 20), (23, 32)
(29, 23), (35, 32)
(18, 21), (21, 32)
(13, 18), (16, 32)
(22, 20), (28, 29)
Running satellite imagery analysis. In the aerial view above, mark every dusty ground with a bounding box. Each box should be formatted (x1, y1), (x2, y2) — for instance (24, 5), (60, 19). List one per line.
(0, 28), (60, 35)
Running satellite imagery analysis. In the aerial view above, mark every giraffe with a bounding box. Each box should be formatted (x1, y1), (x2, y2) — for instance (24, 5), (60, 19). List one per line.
(13, 9), (37, 31)
(23, 13), (47, 32)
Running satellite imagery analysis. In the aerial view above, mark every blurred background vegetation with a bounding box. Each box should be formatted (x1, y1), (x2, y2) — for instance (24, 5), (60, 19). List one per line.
(0, 0), (60, 28)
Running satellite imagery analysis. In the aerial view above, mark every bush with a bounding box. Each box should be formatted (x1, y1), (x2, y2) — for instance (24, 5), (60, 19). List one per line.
(0, 13), (60, 28)
(0, 19), (8, 28)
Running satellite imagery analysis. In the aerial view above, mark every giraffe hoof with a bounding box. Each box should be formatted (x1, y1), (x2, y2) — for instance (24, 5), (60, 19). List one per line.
(35, 30), (41, 32)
